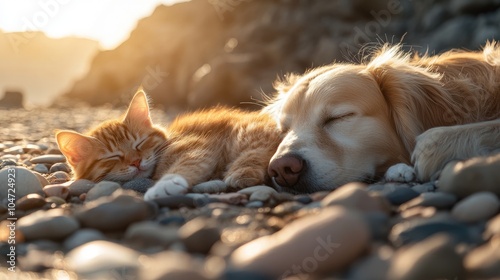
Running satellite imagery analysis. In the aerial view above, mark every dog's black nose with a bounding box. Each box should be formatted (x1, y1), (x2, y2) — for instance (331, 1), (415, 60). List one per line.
(268, 154), (305, 188)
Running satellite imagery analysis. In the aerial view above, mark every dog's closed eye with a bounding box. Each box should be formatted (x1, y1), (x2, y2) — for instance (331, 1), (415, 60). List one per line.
(323, 113), (355, 127)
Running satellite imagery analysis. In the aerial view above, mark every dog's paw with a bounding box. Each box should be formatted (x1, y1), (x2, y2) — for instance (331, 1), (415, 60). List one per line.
(384, 163), (416, 183)
(143, 174), (189, 201)
(412, 127), (452, 181)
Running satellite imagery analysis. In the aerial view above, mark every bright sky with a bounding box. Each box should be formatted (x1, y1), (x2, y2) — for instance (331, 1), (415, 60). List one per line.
(0, 0), (184, 49)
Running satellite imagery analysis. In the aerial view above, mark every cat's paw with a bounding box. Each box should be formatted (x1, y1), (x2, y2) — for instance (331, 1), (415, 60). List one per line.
(384, 163), (416, 183)
(224, 168), (265, 190)
(143, 174), (189, 200)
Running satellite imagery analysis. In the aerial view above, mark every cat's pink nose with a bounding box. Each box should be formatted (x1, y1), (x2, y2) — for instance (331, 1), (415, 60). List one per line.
(130, 159), (141, 168)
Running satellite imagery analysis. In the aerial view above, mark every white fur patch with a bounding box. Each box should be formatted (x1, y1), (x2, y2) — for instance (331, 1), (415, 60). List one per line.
(143, 174), (188, 200)
(384, 163), (416, 183)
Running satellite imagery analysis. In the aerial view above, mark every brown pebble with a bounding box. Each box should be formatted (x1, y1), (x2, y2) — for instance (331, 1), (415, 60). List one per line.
(321, 182), (390, 213)
(231, 207), (371, 278)
(43, 184), (70, 200)
(30, 154), (66, 164)
(79, 193), (87, 201)
(47, 171), (71, 184)
(49, 162), (71, 173)
(46, 148), (63, 155)
(388, 234), (464, 280)
(16, 194), (46, 211)
(465, 241), (500, 278)
(69, 179), (95, 196)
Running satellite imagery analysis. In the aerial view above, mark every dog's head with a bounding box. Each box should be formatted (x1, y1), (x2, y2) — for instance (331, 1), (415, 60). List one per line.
(265, 46), (455, 193)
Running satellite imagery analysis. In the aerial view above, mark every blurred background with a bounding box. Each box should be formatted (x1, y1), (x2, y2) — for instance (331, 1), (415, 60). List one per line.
(1, 0), (499, 111)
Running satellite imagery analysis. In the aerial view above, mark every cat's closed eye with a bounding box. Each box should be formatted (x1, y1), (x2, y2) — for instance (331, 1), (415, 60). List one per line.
(101, 154), (124, 161)
(134, 139), (147, 151)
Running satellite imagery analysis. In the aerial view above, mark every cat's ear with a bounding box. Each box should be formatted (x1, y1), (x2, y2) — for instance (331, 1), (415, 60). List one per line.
(56, 130), (96, 166)
(124, 90), (152, 127)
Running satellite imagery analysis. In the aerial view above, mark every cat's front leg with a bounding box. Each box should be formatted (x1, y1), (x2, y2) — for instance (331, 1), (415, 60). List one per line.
(224, 149), (270, 189)
(144, 174), (189, 200)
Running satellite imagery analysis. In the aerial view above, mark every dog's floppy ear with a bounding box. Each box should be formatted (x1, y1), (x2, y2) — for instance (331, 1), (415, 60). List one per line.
(367, 47), (460, 153)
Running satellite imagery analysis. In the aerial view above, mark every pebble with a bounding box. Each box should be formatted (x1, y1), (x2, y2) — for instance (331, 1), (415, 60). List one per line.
(179, 218), (221, 254)
(125, 221), (179, 248)
(389, 218), (483, 247)
(365, 212), (391, 241)
(76, 191), (157, 231)
(159, 216), (186, 226)
(0, 159), (17, 168)
(187, 194), (215, 208)
(30, 154), (67, 164)
(68, 179), (95, 196)
(272, 201), (304, 216)
(192, 180), (228, 193)
(0, 166), (44, 200)
(348, 244), (393, 280)
(398, 206), (438, 221)
(438, 153), (500, 198)
(223, 270), (273, 280)
(33, 164), (49, 174)
(43, 183), (70, 200)
(33, 172), (49, 187)
(321, 182), (390, 213)
(65, 240), (140, 277)
(230, 207), (370, 278)
(85, 181), (121, 201)
(45, 196), (66, 206)
(49, 162), (71, 173)
(4, 145), (24, 154)
(46, 148), (62, 155)
(388, 234), (464, 280)
(400, 192), (458, 211)
(294, 195), (313, 204)
(485, 214), (500, 239)
(47, 171), (71, 184)
(16, 193), (46, 211)
(412, 182), (436, 193)
(208, 193), (247, 205)
(63, 229), (106, 251)
(152, 195), (198, 209)
(139, 251), (212, 280)
(464, 241), (500, 278)
(24, 144), (42, 152)
(451, 192), (500, 223)
(381, 185), (420, 205)
(18, 208), (79, 240)
(245, 201), (264, 208)
(249, 190), (273, 202)
(122, 178), (155, 193)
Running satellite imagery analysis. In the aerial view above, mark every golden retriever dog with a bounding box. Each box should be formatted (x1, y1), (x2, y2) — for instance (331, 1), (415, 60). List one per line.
(265, 42), (500, 193)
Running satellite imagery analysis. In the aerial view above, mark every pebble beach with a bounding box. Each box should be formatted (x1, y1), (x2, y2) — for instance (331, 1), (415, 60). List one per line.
(1, 107), (500, 279)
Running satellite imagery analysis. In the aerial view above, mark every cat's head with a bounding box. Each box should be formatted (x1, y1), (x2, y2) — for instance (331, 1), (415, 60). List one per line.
(56, 91), (167, 182)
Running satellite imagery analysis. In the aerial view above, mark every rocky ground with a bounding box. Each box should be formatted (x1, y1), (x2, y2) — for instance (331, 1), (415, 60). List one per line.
(0, 107), (500, 279)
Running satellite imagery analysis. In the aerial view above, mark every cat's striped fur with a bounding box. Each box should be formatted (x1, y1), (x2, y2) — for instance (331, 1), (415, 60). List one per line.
(56, 91), (282, 190)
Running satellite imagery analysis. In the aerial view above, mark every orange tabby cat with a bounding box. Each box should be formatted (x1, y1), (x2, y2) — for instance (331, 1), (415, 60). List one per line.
(56, 91), (282, 199)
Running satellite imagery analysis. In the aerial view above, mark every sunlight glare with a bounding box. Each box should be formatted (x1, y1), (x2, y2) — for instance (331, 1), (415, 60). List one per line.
(0, 0), (185, 49)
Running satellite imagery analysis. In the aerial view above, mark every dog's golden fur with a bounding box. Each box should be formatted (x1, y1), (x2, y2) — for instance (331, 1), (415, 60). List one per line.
(266, 42), (500, 192)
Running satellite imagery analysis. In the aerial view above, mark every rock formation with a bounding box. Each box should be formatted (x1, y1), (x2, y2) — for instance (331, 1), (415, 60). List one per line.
(64, 0), (500, 110)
